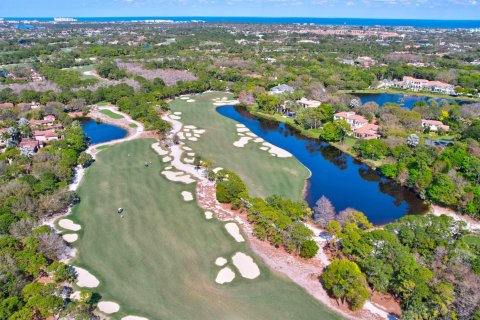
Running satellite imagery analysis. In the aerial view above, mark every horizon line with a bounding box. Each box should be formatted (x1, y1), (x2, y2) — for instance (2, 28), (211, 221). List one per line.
(3, 16), (480, 22)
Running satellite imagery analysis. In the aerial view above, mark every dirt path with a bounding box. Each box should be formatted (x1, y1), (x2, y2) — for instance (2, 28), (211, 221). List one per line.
(431, 205), (480, 231)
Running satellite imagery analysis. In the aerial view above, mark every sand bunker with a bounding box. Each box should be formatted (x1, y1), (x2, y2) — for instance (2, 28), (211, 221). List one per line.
(237, 127), (250, 133)
(162, 156), (172, 163)
(151, 143), (169, 156)
(188, 137), (198, 141)
(233, 137), (252, 148)
(204, 211), (213, 219)
(185, 132), (192, 137)
(215, 257), (228, 266)
(254, 138), (264, 143)
(62, 233), (78, 243)
(122, 316), (149, 320)
(181, 191), (194, 201)
(169, 115), (181, 120)
(98, 301), (120, 314)
(184, 125), (197, 129)
(177, 132), (185, 140)
(232, 252), (260, 279)
(215, 267), (236, 284)
(236, 124), (246, 128)
(183, 146), (192, 151)
(73, 266), (100, 288)
(187, 99), (195, 102)
(70, 291), (81, 301)
(213, 167), (223, 173)
(184, 157), (194, 164)
(246, 132), (257, 137)
(162, 171), (195, 184)
(174, 111), (182, 115)
(187, 152), (195, 157)
(225, 223), (245, 242)
(180, 96), (189, 100)
(193, 129), (206, 134)
(58, 219), (81, 231)
(262, 142), (292, 158)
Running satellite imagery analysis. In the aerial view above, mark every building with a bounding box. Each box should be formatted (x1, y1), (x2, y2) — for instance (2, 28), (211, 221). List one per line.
(399, 76), (456, 95)
(355, 56), (376, 68)
(269, 84), (294, 95)
(334, 112), (369, 130)
(34, 129), (60, 143)
(29, 115), (56, 127)
(422, 119), (450, 132)
(354, 123), (380, 140)
(297, 97), (321, 109)
(18, 138), (40, 152)
(0, 102), (14, 109)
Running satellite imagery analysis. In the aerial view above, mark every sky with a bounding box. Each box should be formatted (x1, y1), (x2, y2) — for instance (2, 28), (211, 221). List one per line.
(2, 0), (480, 20)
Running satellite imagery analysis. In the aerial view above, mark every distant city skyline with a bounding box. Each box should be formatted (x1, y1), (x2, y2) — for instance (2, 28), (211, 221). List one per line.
(2, 0), (480, 20)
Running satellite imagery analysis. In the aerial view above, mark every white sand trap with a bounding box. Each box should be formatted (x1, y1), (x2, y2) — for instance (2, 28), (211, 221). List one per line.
(193, 129), (206, 134)
(260, 147), (269, 151)
(232, 252), (260, 279)
(181, 191), (194, 201)
(268, 146), (292, 158)
(254, 138), (264, 143)
(246, 132), (257, 137)
(122, 316), (149, 320)
(62, 234), (78, 243)
(187, 99), (195, 102)
(180, 96), (189, 100)
(169, 115), (181, 120)
(204, 211), (213, 219)
(98, 301), (120, 314)
(237, 127), (250, 133)
(183, 146), (192, 151)
(233, 137), (252, 147)
(162, 171), (195, 184)
(187, 152), (195, 157)
(185, 132), (192, 137)
(183, 128), (191, 132)
(151, 143), (169, 155)
(58, 219), (81, 231)
(225, 223), (245, 242)
(184, 157), (194, 164)
(222, 97), (228, 100)
(193, 134), (200, 138)
(215, 257), (228, 266)
(174, 111), (182, 115)
(213, 167), (223, 173)
(177, 132), (185, 140)
(165, 166), (172, 170)
(215, 267), (236, 284)
(184, 125), (197, 129)
(238, 133), (245, 137)
(162, 156), (172, 163)
(73, 266), (100, 288)
(236, 124), (246, 128)
(188, 137), (198, 141)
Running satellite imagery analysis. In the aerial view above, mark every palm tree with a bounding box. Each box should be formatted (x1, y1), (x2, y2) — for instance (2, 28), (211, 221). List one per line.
(407, 133), (419, 148)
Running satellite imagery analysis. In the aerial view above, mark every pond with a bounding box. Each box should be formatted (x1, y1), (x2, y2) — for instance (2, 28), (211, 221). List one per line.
(81, 119), (128, 145)
(217, 106), (429, 225)
(355, 93), (469, 109)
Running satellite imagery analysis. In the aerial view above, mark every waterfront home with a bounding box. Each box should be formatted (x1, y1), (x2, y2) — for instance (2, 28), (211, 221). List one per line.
(269, 84), (294, 95)
(422, 119), (450, 132)
(297, 97), (321, 109)
(34, 129), (60, 143)
(334, 112), (369, 130)
(400, 76), (456, 95)
(354, 123), (380, 140)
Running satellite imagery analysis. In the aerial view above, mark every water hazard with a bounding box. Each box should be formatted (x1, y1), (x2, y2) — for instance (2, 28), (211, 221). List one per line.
(217, 106), (429, 225)
(81, 119), (128, 145)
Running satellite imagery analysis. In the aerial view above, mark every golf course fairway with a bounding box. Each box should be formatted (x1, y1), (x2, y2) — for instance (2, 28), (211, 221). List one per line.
(59, 139), (342, 319)
(170, 92), (310, 201)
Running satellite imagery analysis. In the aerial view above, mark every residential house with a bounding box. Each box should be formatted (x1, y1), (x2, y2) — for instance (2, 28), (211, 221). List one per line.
(422, 119), (450, 132)
(34, 129), (60, 143)
(334, 111), (380, 139)
(399, 76), (456, 95)
(269, 84), (294, 95)
(29, 115), (56, 127)
(0, 102), (14, 109)
(297, 97), (321, 109)
(19, 138), (40, 152)
(355, 56), (376, 68)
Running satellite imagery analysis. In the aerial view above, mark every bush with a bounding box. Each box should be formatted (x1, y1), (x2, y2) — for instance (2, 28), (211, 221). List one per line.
(215, 170), (248, 203)
(299, 240), (319, 258)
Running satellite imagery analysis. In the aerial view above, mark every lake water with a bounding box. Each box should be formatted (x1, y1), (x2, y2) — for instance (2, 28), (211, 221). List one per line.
(356, 93), (469, 109)
(81, 119), (127, 145)
(217, 106), (429, 225)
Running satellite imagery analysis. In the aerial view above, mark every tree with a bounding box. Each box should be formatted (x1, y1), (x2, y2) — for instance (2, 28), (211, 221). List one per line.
(407, 133), (420, 148)
(427, 174), (457, 205)
(300, 240), (319, 258)
(77, 152), (93, 167)
(312, 196), (336, 227)
(354, 139), (389, 160)
(322, 259), (370, 310)
(320, 119), (351, 142)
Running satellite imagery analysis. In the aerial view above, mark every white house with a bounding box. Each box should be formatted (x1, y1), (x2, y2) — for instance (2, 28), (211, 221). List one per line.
(297, 97), (321, 109)
(269, 84), (294, 95)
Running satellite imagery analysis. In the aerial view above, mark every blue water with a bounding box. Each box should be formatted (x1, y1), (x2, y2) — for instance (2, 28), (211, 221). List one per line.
(4, 17), (480, 29)
(81, 119), (127, 145)
(217, 106), (428, 225)
(356, 93), (470, 109)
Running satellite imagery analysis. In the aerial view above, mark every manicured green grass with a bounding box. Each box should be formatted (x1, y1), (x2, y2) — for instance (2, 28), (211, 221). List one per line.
(96, 101), (110, 106)
(170, 92), (310, 201)
(129, 123), (138, 128)
(60, 139), (342, 320)
(99, 109), (124, 119)
(96, 145), (111, 150)
(63, 65), (99, 80)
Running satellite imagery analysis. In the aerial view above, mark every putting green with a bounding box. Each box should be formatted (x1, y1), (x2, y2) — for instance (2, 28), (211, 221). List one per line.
(60, 139), (341, 320)
(170, 92), (309, 201)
